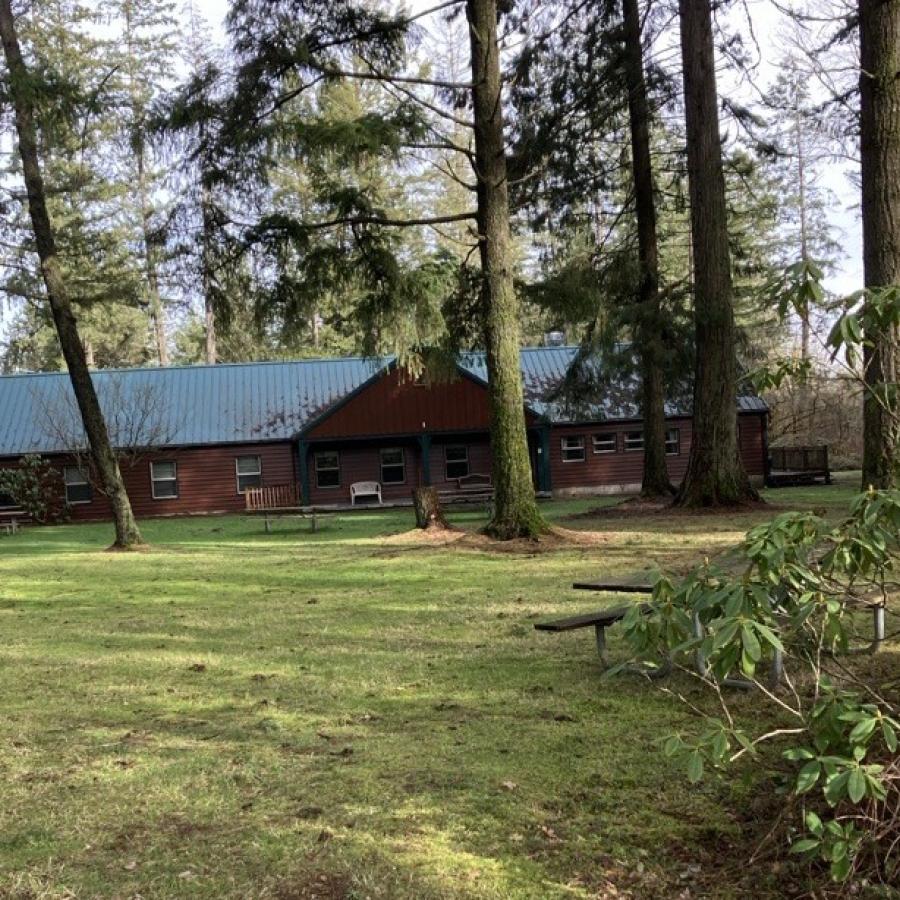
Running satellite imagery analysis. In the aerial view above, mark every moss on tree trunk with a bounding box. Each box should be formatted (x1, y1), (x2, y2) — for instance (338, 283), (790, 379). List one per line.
(467, 0), (549, 540)
(623, 0), (675, 499)
(859, 0), (900, 489)
(674, 0), (757, 507)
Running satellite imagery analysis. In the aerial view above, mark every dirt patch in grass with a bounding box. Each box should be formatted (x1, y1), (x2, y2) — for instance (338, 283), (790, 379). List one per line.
(380, 525), (610, 554)
(571, 495), (780, 520)
(274, 871), (352, 900)
(381, 527), (466, 546)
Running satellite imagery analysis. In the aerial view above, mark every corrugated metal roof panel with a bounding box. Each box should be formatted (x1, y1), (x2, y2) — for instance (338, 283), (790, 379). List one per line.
(0, 348), (767, 456)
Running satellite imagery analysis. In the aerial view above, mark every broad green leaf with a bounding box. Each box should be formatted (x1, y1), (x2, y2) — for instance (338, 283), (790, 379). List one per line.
(847, 768), (866, 804)
(796, 760), (821, 794)
(687, 751), (704, 783)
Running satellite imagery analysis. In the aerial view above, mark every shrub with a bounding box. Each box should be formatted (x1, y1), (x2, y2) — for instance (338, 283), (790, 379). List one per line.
(0, 456), (70, 524)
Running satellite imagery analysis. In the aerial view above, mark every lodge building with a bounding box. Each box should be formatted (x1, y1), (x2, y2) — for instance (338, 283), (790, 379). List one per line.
(0, 346), (769, 521)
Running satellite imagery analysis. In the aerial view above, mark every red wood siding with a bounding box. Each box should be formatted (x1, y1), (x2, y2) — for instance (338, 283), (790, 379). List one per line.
(306, 366), (536, 439)
(549, 413), (767, 493)
(3, 442), (297, 521)
(739, 414), (767, 477)
(307, 443), (423, 505)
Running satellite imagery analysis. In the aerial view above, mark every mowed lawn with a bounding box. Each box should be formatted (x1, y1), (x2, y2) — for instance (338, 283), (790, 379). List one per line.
(0, 478), (880, 899)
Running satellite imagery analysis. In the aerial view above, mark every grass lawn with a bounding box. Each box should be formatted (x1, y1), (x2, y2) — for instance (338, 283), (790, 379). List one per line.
(0, 475), (888, 899)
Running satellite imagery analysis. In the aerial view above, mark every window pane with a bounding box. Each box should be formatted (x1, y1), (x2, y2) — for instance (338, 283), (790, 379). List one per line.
(380, 448), (404, 484)
(665, 429), (680, 455)
(316, 452), (339, 471)
(593, 433), (616, 453)
(624, 432), (644, 451)
(152, 479), (178, 498)
(316, 452), (340, 488)
(63, 466), (92, 503)
(66, 483), (93, 504)
(317, 469), (340, 488)
(152, 461), (177, 480)
(64, 466), (87, 486)
(446, 446), (467, 463)
(562, 436), (585, 461)
(236, 455), (261, 475)
(237, 473), (262, 492)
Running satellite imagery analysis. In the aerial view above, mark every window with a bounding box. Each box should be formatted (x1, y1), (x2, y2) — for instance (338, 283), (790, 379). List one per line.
(150, 461), (178, 499)
(665, 428), (681, 456)
(380, 448), (406, 484)
(445, 445), (469, 480)
(64, 466), (92, 504)
(235, 455), (262, 493)
(624, 431), (644, 452)
(0, 478), (15, 509)
(592, 433), (617, 454)
(561, 435), (586, 462)
(315, 451), (340, 489)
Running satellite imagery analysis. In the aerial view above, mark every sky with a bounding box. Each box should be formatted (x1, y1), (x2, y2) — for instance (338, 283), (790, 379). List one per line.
(173, 0), (867, 297)
(0, 0), (864, 345)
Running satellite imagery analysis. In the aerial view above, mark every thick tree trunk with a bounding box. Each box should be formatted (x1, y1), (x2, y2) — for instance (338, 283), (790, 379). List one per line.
(412, 487), (450, 530)
(674, 0), (756, 506)
(466, 0), (548, 539)
(0, 0), (144, 548)
(859, 0), (900, 489)
(622, 0), (674, 498)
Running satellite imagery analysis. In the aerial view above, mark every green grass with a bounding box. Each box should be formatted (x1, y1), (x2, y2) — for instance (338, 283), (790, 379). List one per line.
(0, 477), (876, 898)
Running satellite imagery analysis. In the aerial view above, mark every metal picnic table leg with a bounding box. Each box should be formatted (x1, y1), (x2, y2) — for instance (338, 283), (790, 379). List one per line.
(594, 624), (609, 667)
(872, 605), (885, 652)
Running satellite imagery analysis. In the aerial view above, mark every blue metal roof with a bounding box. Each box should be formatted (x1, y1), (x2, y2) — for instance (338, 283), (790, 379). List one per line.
(0, 347), (767, 456)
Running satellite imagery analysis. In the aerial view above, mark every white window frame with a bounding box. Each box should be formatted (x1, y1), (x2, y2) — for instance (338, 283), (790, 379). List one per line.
(561, 435), (586, 462)
(445, 445), (469, 480)
(592, 433), (617, 454)
(624, 431), (644, 452)
(380, 447), (406, 485)
(665, 428), (681, 456)
(315, 451), (341, 489)
(63, 465), (92, 505)
(150, 460), (179, 500)
(235, 455), (263, 494)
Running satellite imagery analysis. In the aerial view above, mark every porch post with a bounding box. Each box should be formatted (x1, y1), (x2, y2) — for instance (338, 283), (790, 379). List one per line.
(538, 425), (552, 493)
(298, 440), (311, 506)
(419, 433), (432, 486)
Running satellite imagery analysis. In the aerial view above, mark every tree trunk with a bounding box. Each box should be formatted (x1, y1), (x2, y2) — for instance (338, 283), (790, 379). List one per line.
(622, 0), (674, 498)
(0, 0), (144, 549)
(466, 0), (548, 539)
(674, 0), (756, 506)
(201, 155), (217, 365)
(125, 2), (168, 368)
(412, 487), (450, 530)
(859, 0), (900, 489)
(137, 148), (169, 367)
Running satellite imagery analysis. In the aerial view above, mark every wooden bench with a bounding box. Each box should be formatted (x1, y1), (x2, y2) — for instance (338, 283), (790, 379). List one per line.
(438, 473), (494, 508)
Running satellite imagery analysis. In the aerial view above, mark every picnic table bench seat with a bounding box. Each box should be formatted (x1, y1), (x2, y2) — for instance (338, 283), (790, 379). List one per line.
(437, 473), (494, 507)
(536, 575), (890, 688)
